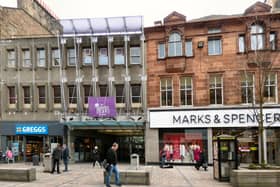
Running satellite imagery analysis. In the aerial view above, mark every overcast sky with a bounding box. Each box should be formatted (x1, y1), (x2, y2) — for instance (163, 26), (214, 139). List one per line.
(0, 0), (263, 26)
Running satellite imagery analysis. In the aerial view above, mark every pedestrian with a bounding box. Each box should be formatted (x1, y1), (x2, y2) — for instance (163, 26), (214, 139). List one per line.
(160, 144), (167, 168)
(105, 142), (122, 187)
(6, 147), (14, 163)
(194, 146), (201, 170)
(62, 144), (70, 172)
(92, 146), (100, 168)
(51, 143), (62, 174)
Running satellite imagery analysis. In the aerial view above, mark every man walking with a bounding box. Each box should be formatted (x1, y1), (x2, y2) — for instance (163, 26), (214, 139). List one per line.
(105, 142), (121, 187)
(62, 144), (70, 172)
(51, 143), (62, 174)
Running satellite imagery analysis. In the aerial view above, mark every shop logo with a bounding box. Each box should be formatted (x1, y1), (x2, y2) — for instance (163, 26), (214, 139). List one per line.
(15, 124), (48, 135)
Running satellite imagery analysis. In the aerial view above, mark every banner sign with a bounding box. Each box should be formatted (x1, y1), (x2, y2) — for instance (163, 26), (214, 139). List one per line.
(149, 108), (280, 128)
(15, 124), (48, 135)
(88, 96), (116, 118)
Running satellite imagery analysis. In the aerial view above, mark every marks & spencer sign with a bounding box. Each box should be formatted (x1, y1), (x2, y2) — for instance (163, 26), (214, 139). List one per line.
(149, 108), (280, 128)
(15, 124), (48, 135)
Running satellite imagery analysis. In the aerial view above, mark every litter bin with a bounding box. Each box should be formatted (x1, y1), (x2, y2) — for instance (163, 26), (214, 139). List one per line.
(32, 155), (39, 166)
(130, 153), (139, 170)
(43, 153), (52, 172)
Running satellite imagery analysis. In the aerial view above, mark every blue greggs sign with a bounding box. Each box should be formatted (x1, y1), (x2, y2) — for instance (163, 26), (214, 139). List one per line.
(15, 124), (48, 135)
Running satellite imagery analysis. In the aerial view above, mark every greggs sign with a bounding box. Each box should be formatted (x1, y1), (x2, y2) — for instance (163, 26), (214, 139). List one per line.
(16, 124), (48, 135)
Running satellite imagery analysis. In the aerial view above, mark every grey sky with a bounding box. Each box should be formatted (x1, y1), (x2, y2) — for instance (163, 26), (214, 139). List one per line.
(0, 0), (262, 26)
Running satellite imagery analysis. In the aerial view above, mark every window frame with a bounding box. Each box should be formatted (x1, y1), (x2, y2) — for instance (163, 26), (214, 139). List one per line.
(114, 47), (125, 65)
(8, 86), (16, 105)
(238, 34), (246, 53)
(160, 78), (173, 107)
(98, 47), (108, 65)
(180, 76), (193, 106)
(158, 43), (166, 59)
(82, 47), (93, 66)
(23, 86), (31, 104)
(52, 48), (60, 67)
(36, 48), (46, 67)
(22, 49), (31, 67)
(241, 73), (255, 104)
(250, 24), (265, 50)
(115, 84), (125, 104)
(208, 37), (222, 56)
(53, 85), (61, 104)
(131, 84), (141, 103)
(130, 46), (141, 64)
(84, 85), (92, 104)
(185, 39), (193, 57)
(263, 73), (277, 104)
(38, 86), (46, 104)
(67, 48), (76, 66)
(99, 85), (108, 97)
(68, 85), (77, 104)
(270, 32), (276, 51)
(209, 74), (223, 105)
(168, 32), (182, 57)
(7, 49), (16, 68)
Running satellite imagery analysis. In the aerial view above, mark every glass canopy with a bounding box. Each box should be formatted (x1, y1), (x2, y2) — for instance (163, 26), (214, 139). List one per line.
(60, 16), (143, 37)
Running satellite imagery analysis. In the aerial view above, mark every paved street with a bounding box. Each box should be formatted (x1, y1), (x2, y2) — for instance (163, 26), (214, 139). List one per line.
(0, 162), (232, 187)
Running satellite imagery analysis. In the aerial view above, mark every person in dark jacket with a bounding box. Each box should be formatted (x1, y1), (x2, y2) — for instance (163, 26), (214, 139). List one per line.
(62, 144), (70, 172)
(195, 149), (208, 171)
(92, 146), (100, 168)
(105, 142), (121, 187)
(51, 143), (62, 174)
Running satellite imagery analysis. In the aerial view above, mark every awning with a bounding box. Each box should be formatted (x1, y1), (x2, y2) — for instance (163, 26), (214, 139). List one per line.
(64, 120), (144, 128)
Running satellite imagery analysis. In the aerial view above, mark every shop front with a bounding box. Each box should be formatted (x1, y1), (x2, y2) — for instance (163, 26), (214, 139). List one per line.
(148, 107), (280, 165)
(0, 121), (64, 162)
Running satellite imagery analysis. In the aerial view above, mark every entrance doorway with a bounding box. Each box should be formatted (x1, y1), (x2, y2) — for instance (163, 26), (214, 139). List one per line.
(25, 136), (43, 162)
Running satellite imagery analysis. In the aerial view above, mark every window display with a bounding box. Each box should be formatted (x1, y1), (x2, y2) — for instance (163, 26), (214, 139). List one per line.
(159, 129), (208, 163)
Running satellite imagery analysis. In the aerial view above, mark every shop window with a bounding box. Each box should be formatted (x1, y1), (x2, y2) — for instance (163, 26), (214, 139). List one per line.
(209, 74), (223, 105)
(68, 85), (77, 104)
(38, 86), (46, 104)
(98, 48), (108, 65)
(185, 39), (193, 57)
(238, 35), (245, 53)
(159, 129), (208, 164)
(22, 49), (31, 67)
(270, 32), (276, 50)
(99, 85), (108, 97)
(8, 86), (16, 107)
(52, 48), (60, 66)
(158, 43), (165, 59)
(208, 37), (222, 55)
(67, 48), (76, 66)
(160, 78), (172, 106)
(241, 73), (254, 104)
(53, 86), (61, 104)
(250, 24), (265, 50)
(23, 86), (31, 104)
(168, 32), (182, 57)
(82, 47), (93, 65)
(130, 46), (141, 64)
(263, 73), (277, 103)
(114, 47), (125, 65)
(180, 77), (193, 106)
(7, 49), (16, 68)
(37, 48), (46, 67)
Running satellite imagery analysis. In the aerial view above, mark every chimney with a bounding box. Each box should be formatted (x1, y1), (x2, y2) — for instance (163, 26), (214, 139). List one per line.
(265, 0), (280, 12)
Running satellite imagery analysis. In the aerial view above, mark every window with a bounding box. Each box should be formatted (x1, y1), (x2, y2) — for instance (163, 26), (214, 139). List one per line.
(264, 73), (277, 103)
(82, 48), (93, 65)
(37, 48), (45, 67)
(22, 49), (31, 67)
(158, 43), (165, 59)
(99, 85), (108, 97)
(251, 24), (264, 50)
(185, 40), (193, 57)
(209, 75), (223, 104)
(238, 35), (245, 53)
(8, 86), (16, 104)
(270, 32), (276, 50)
(130, 46), (141, 64)
(115, 85), (125, 103)
(241, 73), (254, 104)
(84, 85), (92, 104)
(180, 77), (193, 106)
(114, 47), (125, 65)
(23, 86), (31, 104)
(68, 85), (77, 104)
(131, 84), (141, 103)
(7, 49), (16, 67)
(208, 37), (222, 55)
(160, 78), (172, 106)
(52, 48), (60, 66)
(67, 48), (76, 66)
(99, 48), (108, 65)
(168, 33), (182, 57)
(53, 86), (61, 104)
(38, 86), (46, 104)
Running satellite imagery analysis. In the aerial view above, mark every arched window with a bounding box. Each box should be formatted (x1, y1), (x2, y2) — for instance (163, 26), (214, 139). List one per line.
(168, 32), (182, 56)
(250, 24), (265, 50)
